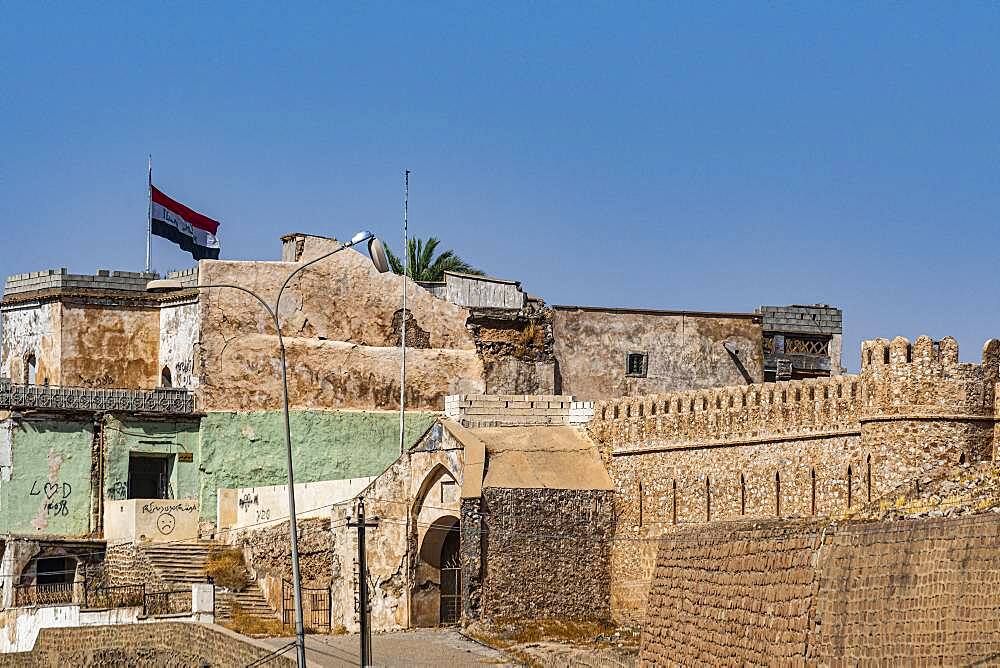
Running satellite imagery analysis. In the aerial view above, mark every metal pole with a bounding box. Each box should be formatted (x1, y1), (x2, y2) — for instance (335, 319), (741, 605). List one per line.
(146, 155), (152, 273)
(399, 170), (409, 455)
(357, 497), (370, 668)
(277, 325), (308, 668)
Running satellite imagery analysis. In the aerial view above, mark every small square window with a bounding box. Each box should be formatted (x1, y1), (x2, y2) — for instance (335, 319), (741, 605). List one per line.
(625, 352), (648, 377)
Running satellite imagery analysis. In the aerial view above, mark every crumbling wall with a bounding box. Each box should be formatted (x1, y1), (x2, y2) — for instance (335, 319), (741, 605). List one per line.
(234, 518), (333, 617)
(59, 303), (160, 389)
(469, 307), (556, 396)
(1, 302), (60, 384)
(194, 238), (485, 411)
(0, 417), (94, 537)
(552, 307), (763, 400)
(158, 299), (199, 389)
(639, 515), (1000, 666)
(478, 488), (613, 622)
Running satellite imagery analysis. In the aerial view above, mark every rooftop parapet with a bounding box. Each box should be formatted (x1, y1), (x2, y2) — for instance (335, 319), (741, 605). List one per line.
(588, 375), (862, 451)
(0, 380), (194, 414)
(444, 394), (594, 428)
(2, 268), (159, 301)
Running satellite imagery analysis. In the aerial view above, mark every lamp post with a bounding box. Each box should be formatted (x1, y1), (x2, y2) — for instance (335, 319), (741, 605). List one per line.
(149, 231), (390, 668)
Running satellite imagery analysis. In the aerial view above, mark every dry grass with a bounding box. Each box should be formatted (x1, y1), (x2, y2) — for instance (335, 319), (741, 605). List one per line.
(221, 601), (288, 638)
(467, 617), (636, 666)
(205, 547), (250, 592)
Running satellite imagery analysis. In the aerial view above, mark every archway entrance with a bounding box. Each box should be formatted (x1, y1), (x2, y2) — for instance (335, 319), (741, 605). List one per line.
(439, 525), (461, 624)
(415, 514), (462, 626)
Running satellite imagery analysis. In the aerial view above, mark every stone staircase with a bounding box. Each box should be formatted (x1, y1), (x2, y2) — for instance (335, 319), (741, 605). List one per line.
(140, 541), (276, 622)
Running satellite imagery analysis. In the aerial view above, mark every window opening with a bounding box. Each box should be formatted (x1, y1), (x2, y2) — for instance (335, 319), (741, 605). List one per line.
(625, 352), (648, 378)
(127, 454), (172, 499)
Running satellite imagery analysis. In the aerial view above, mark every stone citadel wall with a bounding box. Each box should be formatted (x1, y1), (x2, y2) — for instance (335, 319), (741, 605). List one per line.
(588, 335), (1000, 623)
(640, 514), (1000, 666)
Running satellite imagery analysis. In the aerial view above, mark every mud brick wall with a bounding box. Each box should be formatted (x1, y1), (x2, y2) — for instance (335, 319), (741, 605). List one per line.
(640, 521), (822, 665)
(810, 515), (1000, 663)
(0, 621), (292, 667)
(639, 514), (1000, 666)
(479, 488), (613, 621)
(593, 335), (1000, 623)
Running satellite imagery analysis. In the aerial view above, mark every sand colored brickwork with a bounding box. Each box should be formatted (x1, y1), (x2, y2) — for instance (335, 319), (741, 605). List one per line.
(589, 335), (1000, 623)
(640, 514), (1000, 666)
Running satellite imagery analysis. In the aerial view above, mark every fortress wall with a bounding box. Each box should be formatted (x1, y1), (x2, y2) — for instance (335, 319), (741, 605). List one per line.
(592, 336), (1000, 623)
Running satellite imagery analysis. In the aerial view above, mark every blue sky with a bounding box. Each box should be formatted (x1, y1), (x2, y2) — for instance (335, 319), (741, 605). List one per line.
(1, 3), (998, 370)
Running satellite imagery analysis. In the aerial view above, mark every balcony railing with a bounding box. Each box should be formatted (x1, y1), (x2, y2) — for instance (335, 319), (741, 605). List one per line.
(13, 582), (75, 607)
(0, 380), (194, 414)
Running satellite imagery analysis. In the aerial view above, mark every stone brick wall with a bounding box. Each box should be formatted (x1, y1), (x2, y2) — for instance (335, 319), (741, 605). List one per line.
(103, 543), (167, 590)
(478, 488), (613, 621)
(590, 335), (1000, 623)
(640, 514), (1000, 665)
(445, 394), (594, 428)
(0, 620), (292, 667)
(641, 520), (822, 664)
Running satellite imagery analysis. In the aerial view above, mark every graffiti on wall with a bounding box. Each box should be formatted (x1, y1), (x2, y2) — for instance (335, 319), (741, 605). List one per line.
(141, 501), (198, 536)
(29, 480), (72, 516)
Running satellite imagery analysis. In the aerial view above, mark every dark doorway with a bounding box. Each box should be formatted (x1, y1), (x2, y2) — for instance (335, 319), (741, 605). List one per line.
(439, 526), (461, 624)
(161, 365), (173, 388)
(128, 454), (171, 499)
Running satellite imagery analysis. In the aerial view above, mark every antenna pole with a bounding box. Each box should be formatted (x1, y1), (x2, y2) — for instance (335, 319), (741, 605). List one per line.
(145, 155), (152, 273)
(399, 170), (409, 455)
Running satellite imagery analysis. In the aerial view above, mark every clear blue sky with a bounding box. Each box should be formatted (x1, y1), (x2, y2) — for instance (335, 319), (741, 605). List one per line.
(2, 3), (998, 371)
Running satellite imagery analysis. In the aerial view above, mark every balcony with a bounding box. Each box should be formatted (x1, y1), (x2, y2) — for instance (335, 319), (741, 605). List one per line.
(0, 380), (194, 415)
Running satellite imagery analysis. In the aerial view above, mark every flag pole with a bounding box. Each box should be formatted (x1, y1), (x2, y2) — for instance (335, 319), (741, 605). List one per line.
(399, 169), (409, 455)
(145, 155), (152, 273)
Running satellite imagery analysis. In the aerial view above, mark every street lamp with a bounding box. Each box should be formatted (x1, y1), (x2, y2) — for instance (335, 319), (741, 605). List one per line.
(148, 231), (390, 668)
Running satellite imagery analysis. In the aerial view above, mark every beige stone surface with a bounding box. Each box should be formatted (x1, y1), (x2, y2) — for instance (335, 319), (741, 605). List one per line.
(552, 307), (763, 401)
(473, 426), (615, 490)
(590, 335), (1000, 623)
(194, 237), (485, 410)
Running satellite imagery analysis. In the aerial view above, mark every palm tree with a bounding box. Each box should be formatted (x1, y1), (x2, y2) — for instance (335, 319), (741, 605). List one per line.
(385, 237), (484, 281)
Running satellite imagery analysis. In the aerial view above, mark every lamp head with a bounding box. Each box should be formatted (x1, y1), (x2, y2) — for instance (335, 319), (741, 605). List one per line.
(350, 230), (389, 273)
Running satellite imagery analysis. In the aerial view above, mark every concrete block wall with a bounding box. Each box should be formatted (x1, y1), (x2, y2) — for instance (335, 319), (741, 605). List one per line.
(444, 394), (594, 428)
(166, 268), (199, 287)
(759, 304), (842, 335)
(3, 269), (158, 298)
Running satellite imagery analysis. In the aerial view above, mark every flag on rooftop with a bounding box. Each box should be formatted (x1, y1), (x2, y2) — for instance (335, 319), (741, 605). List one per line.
(149, 184), (221, 260)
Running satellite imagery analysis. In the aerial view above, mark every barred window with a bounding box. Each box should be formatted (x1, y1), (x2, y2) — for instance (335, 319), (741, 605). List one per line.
(626, 352), (648, 377)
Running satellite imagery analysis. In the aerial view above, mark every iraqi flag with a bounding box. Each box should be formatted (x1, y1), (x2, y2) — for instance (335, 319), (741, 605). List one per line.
(150, 185), (221, 260)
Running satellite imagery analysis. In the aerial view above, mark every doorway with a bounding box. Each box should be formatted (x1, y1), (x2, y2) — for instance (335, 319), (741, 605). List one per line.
(439, 525), (461, 624)
(127, 454), (172, 499)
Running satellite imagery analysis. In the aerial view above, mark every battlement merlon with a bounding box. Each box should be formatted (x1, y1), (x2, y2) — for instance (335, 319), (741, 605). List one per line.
(588, 336), (1000, 451)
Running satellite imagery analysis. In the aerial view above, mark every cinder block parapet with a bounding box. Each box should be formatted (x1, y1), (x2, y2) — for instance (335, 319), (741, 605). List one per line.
(443, 393), (590, 427)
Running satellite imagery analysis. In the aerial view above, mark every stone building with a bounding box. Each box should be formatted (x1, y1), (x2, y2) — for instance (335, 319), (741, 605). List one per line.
(0, 230), (843, 631)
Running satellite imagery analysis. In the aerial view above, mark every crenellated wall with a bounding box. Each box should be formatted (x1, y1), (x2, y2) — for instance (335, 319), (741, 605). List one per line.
(589, 335), (1000, 624)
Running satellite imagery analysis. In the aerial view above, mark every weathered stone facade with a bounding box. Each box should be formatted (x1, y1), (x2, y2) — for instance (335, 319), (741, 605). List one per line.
(589, 335), (1000, 622)
(477, 488), (613, 621)
(640, 514), (1000, 665)
(551, 306), (764, 400)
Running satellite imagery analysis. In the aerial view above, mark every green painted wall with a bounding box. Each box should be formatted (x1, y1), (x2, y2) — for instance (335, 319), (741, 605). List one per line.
(197, 410), (435, 520)
(0, 417), (93, 536)
(103, 415), (201, 504)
